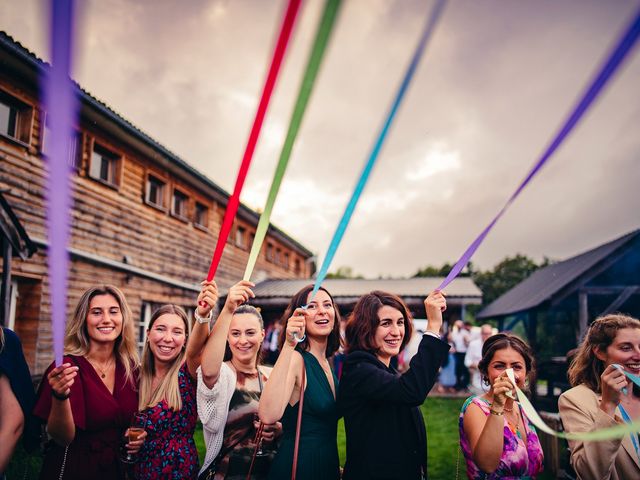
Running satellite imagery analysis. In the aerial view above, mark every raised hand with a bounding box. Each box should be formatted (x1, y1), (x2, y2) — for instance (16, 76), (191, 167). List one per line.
(196, 280), (219, 318)
(48, 363), (79, 399)
(285, 308), (307, 347)
(492, 372), (515, 408)
(600, 364), (629, 412)
(223, 280), (255, 314)
(424, 290), (446, 334)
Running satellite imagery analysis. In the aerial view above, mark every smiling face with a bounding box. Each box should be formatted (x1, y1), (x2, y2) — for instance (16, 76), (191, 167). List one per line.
(486, 347), (527, 392)
(595, 327), (640, 375)
(86, 294), (123, 345)
(303, 289), (336, 339)
(228, 312), (265, 364)
(374, 305), (406, 366)
(147, 313), (187, 366)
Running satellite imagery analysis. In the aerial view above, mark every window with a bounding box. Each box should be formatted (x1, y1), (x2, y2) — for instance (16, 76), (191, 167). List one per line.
(0, 90), (32, 144)
(90, 143), (120, 186)
(275, 248), (282, 265)
(266, 243), (275, 262)
(195, 202), (208, 228)
(284, 252), (290, 270)
(235, 226), (246, 248)
(172, 189), (188, 219)
(42, 117), (82, 169)
(146, 175), (166, 209)
(294, 259), (301, 275)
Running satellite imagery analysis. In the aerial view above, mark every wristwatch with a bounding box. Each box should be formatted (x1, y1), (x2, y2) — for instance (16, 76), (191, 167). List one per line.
(194, 309), (214, 324)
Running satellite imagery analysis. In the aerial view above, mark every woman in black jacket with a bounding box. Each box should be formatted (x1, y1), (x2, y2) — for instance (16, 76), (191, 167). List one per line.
(337, 290), (449, 480)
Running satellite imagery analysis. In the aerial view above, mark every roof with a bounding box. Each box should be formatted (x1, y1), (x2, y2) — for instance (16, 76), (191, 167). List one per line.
(252, 277), (482, 302)
(0, 190), (36, 259)
(477, 229), (640, 319)
(0, 31), (312, 257)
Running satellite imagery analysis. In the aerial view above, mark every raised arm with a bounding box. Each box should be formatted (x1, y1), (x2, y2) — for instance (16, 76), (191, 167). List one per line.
(44, 363), (78, 446)
(199, 281), (255, 388)
(258, 309), (306, 425)
(185, 280), (219, 378)
(462, 373), (514, 473)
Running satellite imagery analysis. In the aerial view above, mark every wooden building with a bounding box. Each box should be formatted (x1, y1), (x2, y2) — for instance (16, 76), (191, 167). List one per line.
(0, 31), (314, 376)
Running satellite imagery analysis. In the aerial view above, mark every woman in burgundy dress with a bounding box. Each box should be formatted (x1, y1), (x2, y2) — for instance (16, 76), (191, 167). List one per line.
(133, 281), (219, 480)
(34, 285), (144, 480)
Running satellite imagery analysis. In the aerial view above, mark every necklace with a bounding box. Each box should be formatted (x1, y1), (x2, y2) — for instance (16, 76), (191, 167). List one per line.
(88, 357), (115, 378)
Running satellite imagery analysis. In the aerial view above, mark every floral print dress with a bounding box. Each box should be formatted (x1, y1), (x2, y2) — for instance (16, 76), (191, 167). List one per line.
(459, 396), (544, 479)
(134, 363), (199, 479)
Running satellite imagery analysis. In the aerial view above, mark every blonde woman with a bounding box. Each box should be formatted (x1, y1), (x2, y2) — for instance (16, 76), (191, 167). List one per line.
(33, 285), (143, 480)
(134, 281), (218, 480)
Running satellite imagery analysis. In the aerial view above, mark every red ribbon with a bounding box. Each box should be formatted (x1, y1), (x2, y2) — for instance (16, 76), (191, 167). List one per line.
(206, 0), (302, 281)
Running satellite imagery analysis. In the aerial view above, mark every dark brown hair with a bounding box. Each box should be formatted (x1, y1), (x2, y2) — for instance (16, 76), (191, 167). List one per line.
(277, 285), (341, 358)
(477, 333), (536, 385)
(567, 314), (640, 392)
(344, 291), (413, 355)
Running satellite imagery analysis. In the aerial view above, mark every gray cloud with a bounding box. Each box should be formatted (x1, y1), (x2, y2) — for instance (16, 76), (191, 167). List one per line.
(2, 0), (638, 278)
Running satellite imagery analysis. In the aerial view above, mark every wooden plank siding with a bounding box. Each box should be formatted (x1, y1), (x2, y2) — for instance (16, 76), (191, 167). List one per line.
(0, 39), (313, 376)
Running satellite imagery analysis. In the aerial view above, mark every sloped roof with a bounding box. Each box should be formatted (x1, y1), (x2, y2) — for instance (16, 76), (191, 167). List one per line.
(0, 31), (311, 257)
(477, 229), (640, 319)
(0, 191), (36, 259)
(252, 277), (482, 301)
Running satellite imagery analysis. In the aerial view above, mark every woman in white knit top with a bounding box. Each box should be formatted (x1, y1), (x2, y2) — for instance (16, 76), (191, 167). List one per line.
(196, 281), (281, 479)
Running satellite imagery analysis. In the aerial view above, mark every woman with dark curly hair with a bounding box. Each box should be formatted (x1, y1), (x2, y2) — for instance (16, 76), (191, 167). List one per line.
(559, 314), (640, 480)
(337, 290), (449, 480)
(459, 333), (544, 479)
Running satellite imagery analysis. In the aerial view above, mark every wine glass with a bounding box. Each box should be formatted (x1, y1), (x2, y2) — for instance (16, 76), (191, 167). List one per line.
(121, 412), (148, 464)
(252, 414), (267, 457)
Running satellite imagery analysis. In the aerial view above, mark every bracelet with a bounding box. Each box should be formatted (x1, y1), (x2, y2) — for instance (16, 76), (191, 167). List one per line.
(51, 389), (70, 401)
(489, 409), (504, 416)
(194, 309), (214, 325)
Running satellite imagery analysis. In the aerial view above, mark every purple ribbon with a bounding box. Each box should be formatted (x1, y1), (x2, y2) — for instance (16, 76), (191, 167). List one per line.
(439, 7), (640, 291)
(44, 0), (78, 365)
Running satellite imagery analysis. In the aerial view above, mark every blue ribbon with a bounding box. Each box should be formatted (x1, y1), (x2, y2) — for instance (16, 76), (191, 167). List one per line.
(311, 0), (447, 298)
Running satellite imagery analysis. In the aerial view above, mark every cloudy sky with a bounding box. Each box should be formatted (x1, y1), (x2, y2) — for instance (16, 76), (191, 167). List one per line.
(1, 0), (639, 278)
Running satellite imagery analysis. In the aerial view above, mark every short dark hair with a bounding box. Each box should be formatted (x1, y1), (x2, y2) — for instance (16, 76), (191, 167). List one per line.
(277, 284), (342, 358)
(345, 291), (413, 355)
(477, 333), (536, 385)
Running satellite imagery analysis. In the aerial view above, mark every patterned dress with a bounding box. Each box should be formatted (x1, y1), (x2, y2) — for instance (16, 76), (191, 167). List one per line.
(134, 363), (199, 479)
(459, 396), (544, 479)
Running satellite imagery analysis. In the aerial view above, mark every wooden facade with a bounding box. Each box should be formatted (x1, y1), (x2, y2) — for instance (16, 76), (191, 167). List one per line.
(0, 32), (314, 376)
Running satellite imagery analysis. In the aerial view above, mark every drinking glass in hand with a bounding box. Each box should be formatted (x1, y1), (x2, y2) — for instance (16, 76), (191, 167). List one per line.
(121, 412), (148, 464)
(253, 414), (267, 457)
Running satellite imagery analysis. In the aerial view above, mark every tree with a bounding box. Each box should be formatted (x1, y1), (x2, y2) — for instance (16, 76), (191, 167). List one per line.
(472, 254), (550, 305)
(326, 266), (363, 279)
(413, 261), (476, 278)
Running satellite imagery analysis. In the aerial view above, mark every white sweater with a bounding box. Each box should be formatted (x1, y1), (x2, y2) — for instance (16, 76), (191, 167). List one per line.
(196, 362), (237, 475)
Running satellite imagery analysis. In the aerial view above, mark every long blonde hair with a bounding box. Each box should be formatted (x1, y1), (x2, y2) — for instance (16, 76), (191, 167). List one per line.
(568, 313), (640, 392)
(65, 285), (139, 385)
(138, 305), (190, 411)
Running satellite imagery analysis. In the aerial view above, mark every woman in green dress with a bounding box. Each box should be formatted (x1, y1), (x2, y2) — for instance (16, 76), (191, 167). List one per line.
(259, 285), (342, 480)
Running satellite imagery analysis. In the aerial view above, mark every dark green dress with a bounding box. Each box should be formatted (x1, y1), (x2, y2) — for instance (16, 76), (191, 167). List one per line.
(267, 350), (340, 480)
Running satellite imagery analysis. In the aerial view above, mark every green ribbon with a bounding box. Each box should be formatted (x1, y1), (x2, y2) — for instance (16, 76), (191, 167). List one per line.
(505, 369), (640, 441)
(243, 0), (342, 281)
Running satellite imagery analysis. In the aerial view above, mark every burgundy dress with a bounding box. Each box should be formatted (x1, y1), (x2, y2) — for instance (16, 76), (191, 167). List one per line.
(34, 355), (138, 480)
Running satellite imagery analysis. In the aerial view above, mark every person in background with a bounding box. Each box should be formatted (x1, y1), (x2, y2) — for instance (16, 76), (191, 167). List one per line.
(333, 317), (347, 379)
(33, 285), (145, 480)
(259, 285), (342, 480)
(134, 280), (218, 480)
(451, 320), (471, 391)
(0, 326), (38, 478)
(559, 314), (640, 480)
(459, 333), (543, 479)
(338, 290), (449, 480)
(263, 319), (282, 366)
(465, 324), (494, 395)
(197, 281), (281, 479)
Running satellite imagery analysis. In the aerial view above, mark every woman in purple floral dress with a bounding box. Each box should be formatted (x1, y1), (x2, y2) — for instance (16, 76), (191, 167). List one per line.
(459, 333), (544, 479)
(134, 282), (218, 480)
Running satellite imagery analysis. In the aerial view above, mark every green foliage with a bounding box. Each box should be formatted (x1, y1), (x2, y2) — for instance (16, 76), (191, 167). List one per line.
(414, 261), (476, 278)
(326, 266), (364, 279)
(472, 254), (551, 305)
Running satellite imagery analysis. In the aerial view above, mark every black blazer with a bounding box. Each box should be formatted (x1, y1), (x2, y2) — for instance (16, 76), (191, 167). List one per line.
(337, 334), (450, 480)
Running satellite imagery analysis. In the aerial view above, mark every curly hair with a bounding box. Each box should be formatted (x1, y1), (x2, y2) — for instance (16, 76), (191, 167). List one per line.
(567, 313), (640, 392)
